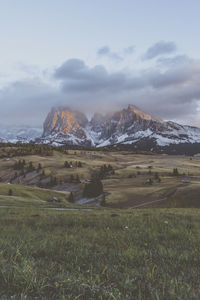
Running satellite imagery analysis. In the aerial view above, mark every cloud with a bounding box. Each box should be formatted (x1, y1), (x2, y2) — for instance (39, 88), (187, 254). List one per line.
(97, 45), (135, 61)
(53, 57), (200, 124)
(143, 41), (177, 60)
(54, 59), (128, 93)
(123, 46), (135, 55)
(1, 50), (200, 127)
(0, 78), (58, 126)
(97, 46), (123, 61)
(15, 62), (41, 76)
(157, 55), (192, 67)
(54, 57), (200, 92)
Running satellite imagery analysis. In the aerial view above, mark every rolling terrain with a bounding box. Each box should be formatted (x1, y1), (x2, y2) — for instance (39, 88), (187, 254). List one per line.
(0, 143), (200, 208)
(0, 144), (200, 299)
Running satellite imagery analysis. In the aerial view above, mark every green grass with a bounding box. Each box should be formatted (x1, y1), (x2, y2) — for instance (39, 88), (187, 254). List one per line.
(0, 183), (69, 207)
(0, 207), (199, 299)
(1, 150), (200, 208)
(0, 148), (200, 298)
(157, 184), (200, 208)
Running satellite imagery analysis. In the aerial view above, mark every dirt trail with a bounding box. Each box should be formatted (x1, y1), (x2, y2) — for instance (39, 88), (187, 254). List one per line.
(129, 188), (177, 209)
(128, 197), (167, 209)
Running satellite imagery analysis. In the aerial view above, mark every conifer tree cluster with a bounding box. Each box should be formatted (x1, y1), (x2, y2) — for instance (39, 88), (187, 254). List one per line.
(82, 169), (104, 198)
(64, 161), (82, 168)
(12, 159), (46, 184)
(69, 174), (80, 183)
(98, 164), (114, 179)
(172, 168), (179, 176)
(13, 160), (44, 173)
(1, 143), (54, 158)
(83, 179), (103, 198)
(27, 162), (35, 172)
(13, 160), (26, 170)
(64, 161), (72, 168)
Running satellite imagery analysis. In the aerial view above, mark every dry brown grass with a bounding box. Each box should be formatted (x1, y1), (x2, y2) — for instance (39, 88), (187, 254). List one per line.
(1, 150), (200, 207)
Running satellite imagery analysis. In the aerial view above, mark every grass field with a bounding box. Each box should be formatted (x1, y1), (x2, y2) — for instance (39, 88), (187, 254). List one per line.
(1, 148), (200, 208)
(0, 206), (199, 299)
(0, 146), (200, 299)
(0, 183), (70, 207)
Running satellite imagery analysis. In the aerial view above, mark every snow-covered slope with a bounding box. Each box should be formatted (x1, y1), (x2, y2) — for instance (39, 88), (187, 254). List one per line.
(2, 105), (200, 152)
(40, 105), (200, 150)
(0, 126), (42, 143)
(41, 107), (91, 146)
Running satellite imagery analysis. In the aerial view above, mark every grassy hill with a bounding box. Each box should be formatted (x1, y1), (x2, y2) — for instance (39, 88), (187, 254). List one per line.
(0, 183), (69, 207)
(1, 146), (200, 208)
(0, 145), (200, 298)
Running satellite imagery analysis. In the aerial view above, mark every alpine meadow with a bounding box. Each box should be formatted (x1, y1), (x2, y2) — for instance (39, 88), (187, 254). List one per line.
(0, 1), (200, 299)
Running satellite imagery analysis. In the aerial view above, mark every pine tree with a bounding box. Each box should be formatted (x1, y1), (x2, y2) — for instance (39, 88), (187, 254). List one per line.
(76, 174), (80, 183)
(83, 179), (103, 198)
(28, 161), (35, 172)
(78, 161), (82, 168)
(64, 161), (70, 168)
(68, 192), (74, 203)
(8, 189), (13, 196)
(101, 195), (106, 206)
(173, 168), (179, 176)
(37, 163), (42, 171)
(154, 172), (159, 180)
(49, 175), (54, 186)
(70, 174), (74, 182)
(149, 178), (153, 185)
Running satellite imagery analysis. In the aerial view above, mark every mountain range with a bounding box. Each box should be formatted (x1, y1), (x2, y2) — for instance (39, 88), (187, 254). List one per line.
(2, 105), (200, 154)
(0, 126), (42, 143)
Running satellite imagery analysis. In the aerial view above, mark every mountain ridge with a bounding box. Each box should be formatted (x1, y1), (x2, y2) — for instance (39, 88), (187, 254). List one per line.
(39, 105), (200, 150)
(1, 105), (200, 154)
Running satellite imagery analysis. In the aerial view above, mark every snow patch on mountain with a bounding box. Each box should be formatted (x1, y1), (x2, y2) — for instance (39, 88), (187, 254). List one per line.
(2, 104), (200, 150)
(39, 105), (200, 149)
(0, 127), (42, 143)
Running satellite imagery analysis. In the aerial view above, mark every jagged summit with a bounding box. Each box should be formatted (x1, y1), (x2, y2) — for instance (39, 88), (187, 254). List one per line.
(126, 104), (163, 123)
(42, 106), (90, 146)
(1, 105), (200, 154)
(1, 104), (200, 153)
(39, 105), (200, 150)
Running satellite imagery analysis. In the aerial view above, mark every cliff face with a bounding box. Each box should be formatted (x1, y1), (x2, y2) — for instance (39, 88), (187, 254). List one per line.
(2, 105), (200, 154)
(94, 105), (168, 144)
(41, 105), (200, 148)
(42, 107), (91, 145)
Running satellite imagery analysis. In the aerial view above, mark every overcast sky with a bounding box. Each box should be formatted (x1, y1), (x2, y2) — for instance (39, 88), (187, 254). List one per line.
(1, 0), (200, 126)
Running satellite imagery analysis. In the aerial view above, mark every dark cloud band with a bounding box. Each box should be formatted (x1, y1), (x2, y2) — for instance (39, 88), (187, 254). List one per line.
(143, 41), (177, 60)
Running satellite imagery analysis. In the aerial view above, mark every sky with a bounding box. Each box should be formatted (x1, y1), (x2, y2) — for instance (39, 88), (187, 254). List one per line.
(0, 0), (200, 126)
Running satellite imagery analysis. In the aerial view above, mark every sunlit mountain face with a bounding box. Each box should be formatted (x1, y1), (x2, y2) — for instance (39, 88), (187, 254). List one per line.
(29, 105), (200, 155)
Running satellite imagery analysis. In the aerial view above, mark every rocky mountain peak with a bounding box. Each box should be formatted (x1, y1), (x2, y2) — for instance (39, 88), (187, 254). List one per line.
(126, 104), (163, 123)
(42, 107), (90, 144)
(40, 104), (200, 150)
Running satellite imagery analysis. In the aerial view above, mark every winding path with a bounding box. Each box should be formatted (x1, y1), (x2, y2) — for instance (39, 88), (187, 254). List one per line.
(129, 188), (177, 209)
(128, 197), (167, 209)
